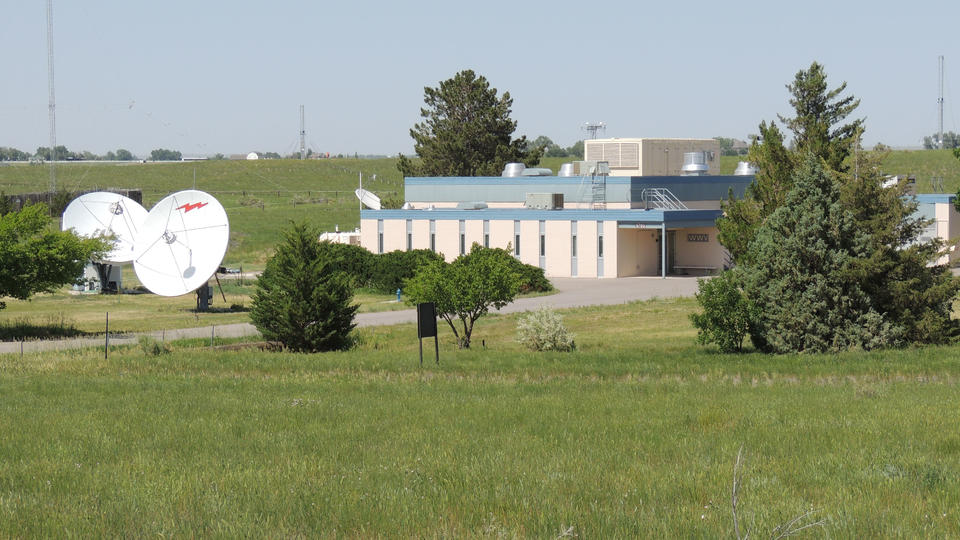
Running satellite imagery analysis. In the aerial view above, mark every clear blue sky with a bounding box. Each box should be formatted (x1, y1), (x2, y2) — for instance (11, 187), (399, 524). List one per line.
(2, 0), (958, 157)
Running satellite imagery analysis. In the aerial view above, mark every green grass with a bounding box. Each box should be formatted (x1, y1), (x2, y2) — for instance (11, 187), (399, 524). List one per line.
(719, 149), (960, 193)
(2, 298), (959, 536)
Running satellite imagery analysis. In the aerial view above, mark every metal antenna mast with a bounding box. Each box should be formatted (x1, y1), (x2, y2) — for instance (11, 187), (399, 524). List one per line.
(583, 121), (606, 139)
(46, 0), (57, 191)
(938, 55), (945, 150)
(299, 105), (306, 160)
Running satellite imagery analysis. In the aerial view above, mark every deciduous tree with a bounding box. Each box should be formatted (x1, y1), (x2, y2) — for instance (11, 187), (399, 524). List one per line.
(404, 244), (522, 348)
(0, 203), (108, 311)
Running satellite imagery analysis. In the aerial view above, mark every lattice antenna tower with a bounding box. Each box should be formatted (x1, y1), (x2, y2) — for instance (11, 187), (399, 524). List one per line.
(938, 56), (944, 150)
(299, 105), (306, 160)
(583, 121), (606, 139)
(46, 0), (57, 191)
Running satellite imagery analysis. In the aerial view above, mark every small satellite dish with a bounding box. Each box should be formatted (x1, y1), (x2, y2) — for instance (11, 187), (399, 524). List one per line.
(132, 190), (230, 297)
(61, 192), (149, 263)
(355, 188), (381, 210)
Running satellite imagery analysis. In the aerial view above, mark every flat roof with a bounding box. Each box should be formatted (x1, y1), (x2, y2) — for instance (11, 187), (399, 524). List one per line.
(362, 207), (722, 229)
(914, 194), (956, 204)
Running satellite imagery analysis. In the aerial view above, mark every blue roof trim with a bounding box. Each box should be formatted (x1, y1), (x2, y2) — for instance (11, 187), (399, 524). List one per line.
(914, 194), (956, 204)
(362, 208), (723, 225)
(405, 175), (751, 186)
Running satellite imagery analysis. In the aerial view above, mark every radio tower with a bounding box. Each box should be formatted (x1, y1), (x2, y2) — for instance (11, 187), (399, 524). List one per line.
(583, 121), (606, 139)
(299, 105), (306, 160)
(938, 56), (945, 150)
(46, 0), (57, 191)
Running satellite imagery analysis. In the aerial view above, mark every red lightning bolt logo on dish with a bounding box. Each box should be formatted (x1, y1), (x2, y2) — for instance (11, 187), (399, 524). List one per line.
(177, 202), (208, 213)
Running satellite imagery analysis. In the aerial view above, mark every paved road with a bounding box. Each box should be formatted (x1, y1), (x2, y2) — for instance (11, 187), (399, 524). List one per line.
(0, 276), (702, 354)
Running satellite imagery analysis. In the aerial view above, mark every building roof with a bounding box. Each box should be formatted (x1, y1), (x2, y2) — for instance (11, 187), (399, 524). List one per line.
(404, 175), (752, 204)
(362, 207), (723, 229)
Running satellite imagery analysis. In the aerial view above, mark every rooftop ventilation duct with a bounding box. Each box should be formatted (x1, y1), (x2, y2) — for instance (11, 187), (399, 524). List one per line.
(734, 161), (758, 176)
(502, 162), (526, 177)
(558, 163), (575, 177)
(680, 152), (709, 176)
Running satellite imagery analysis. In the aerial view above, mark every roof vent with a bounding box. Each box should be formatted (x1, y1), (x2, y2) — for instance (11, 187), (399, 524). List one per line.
(680, 152), (709, 176)
(502, 163), (526, 177)
(558, 163), (575, 177)
(734, 161), (758, 176)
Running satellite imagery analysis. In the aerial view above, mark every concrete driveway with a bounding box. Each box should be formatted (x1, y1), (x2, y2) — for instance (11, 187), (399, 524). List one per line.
(0, 276), (703, 354)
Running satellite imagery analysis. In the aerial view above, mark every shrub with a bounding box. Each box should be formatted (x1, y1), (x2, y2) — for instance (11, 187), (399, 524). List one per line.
(689, 270), (754, 353)
(320, 241), (375, 289)
(370, 249), (444, 294)
(251, 222), (358, 352)
(138, 336), (170, 356)
(517, 306), (575, 352)
(507, 257), (553, 294)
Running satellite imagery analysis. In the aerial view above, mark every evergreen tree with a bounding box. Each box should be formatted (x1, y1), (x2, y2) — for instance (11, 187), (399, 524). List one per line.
(743, 155), (903, 353)
(718, 62), (861, 263)
(398, 70), (542, 177)
(250, 222), (357, 352)
(778, 62), (862, 172)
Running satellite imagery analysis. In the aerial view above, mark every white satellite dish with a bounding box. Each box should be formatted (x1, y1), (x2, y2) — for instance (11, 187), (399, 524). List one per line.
(355, 188), (381, 210)
(132, 190), (230, 297)
(61, 192), (149, 263)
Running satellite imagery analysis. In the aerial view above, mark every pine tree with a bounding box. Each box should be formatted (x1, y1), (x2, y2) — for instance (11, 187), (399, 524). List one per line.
(398, 70), (542, 177)
(250, 222), (357, 352)
(743, 155), (903, 353)
(718, 62), (861, 263)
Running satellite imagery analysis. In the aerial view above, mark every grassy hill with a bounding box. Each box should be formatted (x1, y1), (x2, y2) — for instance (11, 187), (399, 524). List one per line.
(719, 149), (960, 192)
(3, 150), (958, 267)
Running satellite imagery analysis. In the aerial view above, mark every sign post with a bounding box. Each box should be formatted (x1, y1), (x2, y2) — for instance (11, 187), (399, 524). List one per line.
(416, 302), (439, 366)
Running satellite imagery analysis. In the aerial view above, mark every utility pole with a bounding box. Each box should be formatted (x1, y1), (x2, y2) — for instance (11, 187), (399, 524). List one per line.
(46, 0), (57, 192)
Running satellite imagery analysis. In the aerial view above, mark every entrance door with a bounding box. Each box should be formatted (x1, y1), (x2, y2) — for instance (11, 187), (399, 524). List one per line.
(667, 230), (676, 274)
(656, 230), (677, 275)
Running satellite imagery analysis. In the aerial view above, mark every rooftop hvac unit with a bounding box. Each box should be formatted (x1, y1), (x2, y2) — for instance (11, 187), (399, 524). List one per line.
(525, 193), (564, 209)
(681, 152), (709, 176)
(572, 161), (610, 176)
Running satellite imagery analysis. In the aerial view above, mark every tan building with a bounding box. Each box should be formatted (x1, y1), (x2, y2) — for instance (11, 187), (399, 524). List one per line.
(583, 138), (721, 176)
(359, 149), (754, 278)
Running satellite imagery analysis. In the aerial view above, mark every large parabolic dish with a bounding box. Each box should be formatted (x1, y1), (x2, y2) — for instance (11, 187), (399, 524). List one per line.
(132, 190), (230, 297)
(61, 192), (149, 263)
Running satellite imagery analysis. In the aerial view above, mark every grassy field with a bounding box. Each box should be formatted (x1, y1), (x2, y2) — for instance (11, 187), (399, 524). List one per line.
(0, 280), (415, 338)
(1, 297), (959, 536)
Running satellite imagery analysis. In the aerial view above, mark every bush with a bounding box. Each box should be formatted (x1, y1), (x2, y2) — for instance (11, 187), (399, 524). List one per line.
(517, 306), (575, 352)
(138, 336), (170, 356)
(251, 222), (358, 352)
(689, 270), (754, 353)
(508, 257), (553, 294)
(320, 241), (375, 289)
(370, 249), (444, 294)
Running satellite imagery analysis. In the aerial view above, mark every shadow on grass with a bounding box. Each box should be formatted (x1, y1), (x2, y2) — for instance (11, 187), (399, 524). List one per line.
(0, 318), (95, 341)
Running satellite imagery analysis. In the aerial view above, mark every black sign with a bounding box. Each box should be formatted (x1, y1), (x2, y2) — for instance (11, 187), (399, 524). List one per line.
(416, 302), (439, 365)
(417, 302), (437, 338)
